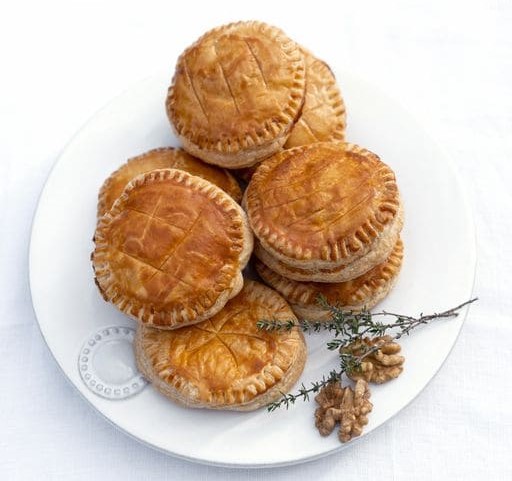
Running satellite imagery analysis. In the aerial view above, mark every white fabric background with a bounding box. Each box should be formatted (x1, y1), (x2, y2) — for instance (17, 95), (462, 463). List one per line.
(1, 0), (511, 479)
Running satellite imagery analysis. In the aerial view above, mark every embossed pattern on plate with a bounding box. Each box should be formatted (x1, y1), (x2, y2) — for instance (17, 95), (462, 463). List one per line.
(78, 326), (147, 400)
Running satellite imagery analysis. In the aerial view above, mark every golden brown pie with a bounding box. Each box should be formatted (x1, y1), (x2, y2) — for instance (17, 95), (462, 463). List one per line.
(244, 142), (402, 270)
(256, 239), (404, 321)
(166, 21), (306, 168)
(135, 280), (307, 410)
(92, 168), (253, 329)
(284, 51), (346, 149)
(97, 147), (242, 217)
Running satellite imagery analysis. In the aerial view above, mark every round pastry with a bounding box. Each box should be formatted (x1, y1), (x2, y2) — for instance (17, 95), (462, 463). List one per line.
(97, 147), (242, 217)
(135, 280), (307, 411)
(284, 51), (346, 148)
(244, 142), (402, 271)
(256, 239), (404, 321)
(166, 21), (306, 168)
(92, 168), (253, 329)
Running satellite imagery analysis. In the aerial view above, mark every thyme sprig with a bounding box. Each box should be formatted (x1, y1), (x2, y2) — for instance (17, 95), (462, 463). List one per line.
(259, 298), (477, 411)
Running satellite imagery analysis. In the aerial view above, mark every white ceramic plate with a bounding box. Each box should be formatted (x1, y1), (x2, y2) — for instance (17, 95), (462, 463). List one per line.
(29, 70), (476, 468)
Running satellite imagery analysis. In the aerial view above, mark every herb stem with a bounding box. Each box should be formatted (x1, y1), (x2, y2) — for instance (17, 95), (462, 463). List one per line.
(261, 298), (477, 411)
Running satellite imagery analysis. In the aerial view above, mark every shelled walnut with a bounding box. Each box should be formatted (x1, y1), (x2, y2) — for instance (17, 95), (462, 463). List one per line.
(314, 380), (373, 443)
(342, 336), (405, 384)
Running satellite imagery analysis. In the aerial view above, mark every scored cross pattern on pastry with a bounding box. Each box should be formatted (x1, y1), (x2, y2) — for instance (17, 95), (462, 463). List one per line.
(117, 194), (207, 291)
(245, 142), (401, 267)
(93, 169), (253, 328)
(167, 21), (306, 167)
(171, 311), (273, 371)
(181, 26), (296, 125)
(135, 281), (307, 410)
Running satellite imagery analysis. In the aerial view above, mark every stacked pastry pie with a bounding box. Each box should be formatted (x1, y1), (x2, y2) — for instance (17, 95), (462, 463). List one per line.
(245, 142), (404, 321)
(90, 20), (405, 411)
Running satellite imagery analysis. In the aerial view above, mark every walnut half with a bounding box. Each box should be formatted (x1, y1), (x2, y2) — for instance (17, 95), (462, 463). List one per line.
(342, 336), (405, 384)
(314, 380), (373, 443)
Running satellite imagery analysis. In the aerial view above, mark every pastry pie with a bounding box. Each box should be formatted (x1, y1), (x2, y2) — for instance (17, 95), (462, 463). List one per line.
(92, 168), (253, 329)
(166, 21), (306, 168)
(135, 280), (307, 410)
(244, 142), (403, 272)
(97, 147), (242, 217)
(256, 239), (404, 320)
(284, 51), (346, 148)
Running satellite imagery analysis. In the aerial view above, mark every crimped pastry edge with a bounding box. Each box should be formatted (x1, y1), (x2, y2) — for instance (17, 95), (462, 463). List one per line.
(178, 132), (289, 168)
(244, 142), (401, 268)
(97, 147), (243, 217)
(284, 52), (346, 148)
(253, 204), (403, 282)
(134, 280), (307, 410)
(256, 239), (404, 321)
(290, 269), (401, 321)
(166, 21), (306, 165)
(255, 239), (404, 311)
(92, 168), (253, 329)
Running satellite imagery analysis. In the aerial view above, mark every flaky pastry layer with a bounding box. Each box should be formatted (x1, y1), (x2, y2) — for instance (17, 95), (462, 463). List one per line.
(253, 204), (403, 282)
(256, 239), (404, 321)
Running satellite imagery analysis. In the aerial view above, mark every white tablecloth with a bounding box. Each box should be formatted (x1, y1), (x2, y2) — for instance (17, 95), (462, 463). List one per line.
(1, 0), (511, 479)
